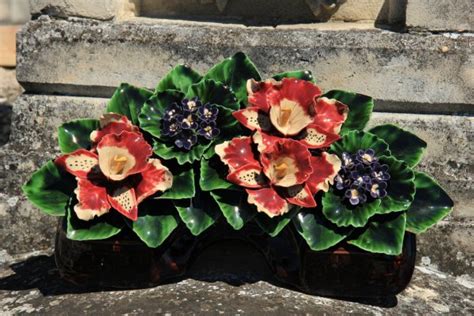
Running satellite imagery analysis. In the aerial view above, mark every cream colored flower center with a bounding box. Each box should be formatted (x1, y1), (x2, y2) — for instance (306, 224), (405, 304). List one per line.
(110, 155), (128, 174)
(273, 161), (289, 180)
(269, 99), (313, 136)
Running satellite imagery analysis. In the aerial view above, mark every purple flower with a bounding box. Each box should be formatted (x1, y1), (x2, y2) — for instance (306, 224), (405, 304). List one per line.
(162, 118), (181, 137)
(177, 113), (199, 130)
(335, 149), (391, 205)
(198, 103), (219, 122)
(198, 121), (220, 140)
(175, 131), (197, 150)
(163, 102), (181, 121)
(181, 98), (201, 113)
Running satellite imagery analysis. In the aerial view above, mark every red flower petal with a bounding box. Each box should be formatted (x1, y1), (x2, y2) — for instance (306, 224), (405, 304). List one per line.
(73, 178), (110, 221)
(298, 124), (341, 149)
(252, 131), (281, 153)
(306, 153), (342, 195)
(135, 159), (173, 203)
(227, 164), (266, 188)
(107, 186), (138, 221)
(266, 78), (322, 136)
(233, 108), (272, 132)
(246, 188), (290, 218)
(91, 113), (141, 144)
(284, 184), (317, 208)
(97, 131), (152, 181)
(247, 79), (280, 112)
(55, 149), (99, 179)
(215, 136), (259, 172)
(312, 97), (349, 134)
(260, 139), (313, 187)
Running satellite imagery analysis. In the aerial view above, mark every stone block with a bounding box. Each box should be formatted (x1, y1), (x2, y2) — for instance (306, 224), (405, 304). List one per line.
(407, 0), (473, 32)
(29, 0), (136, 20)
(16, 18), (474, 113)
(0, 68), (23, 104)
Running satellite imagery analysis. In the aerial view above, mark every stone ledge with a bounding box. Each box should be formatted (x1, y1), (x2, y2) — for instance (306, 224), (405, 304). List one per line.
(1, 94), (472, 276)
(407, 0), (473, 32)
(0, 249), (473, 314)
(16, 17), (474, 113)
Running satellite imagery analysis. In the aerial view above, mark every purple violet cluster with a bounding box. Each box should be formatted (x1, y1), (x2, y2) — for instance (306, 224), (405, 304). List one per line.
(161, 97), (220, 150)
(334, 149), (391, 206)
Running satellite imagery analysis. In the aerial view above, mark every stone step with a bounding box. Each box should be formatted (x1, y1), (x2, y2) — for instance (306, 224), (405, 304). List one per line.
(0, 249), (473, 314)
(0, 94), (472, 276)
(16, 17), (474, 114)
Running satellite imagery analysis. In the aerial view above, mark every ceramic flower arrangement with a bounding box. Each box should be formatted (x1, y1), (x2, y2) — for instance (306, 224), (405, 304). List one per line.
(23, 53), (453, 255)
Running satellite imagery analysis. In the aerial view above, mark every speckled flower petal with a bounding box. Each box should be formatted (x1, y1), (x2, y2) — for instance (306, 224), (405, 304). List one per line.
(55, 149), (99, 179)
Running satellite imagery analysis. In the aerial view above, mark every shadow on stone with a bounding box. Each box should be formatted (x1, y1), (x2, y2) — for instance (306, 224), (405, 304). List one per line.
(0, 249), (397, 308)
(0, 104), (13, 146)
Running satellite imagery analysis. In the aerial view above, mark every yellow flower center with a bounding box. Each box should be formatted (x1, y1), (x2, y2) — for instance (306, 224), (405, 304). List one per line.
(273, 161), (288, 179)
(278, 108), (292, 126)
(110, 155), (128, 174)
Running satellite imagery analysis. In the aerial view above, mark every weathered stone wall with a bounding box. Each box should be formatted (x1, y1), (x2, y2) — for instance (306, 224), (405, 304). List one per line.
(0, 0), (473, 278)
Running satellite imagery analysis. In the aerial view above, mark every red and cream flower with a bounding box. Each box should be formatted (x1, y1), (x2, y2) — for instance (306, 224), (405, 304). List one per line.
(233, 78), (349, 148)
(215, 136), (341, 218)
(55, 116), (173, 222)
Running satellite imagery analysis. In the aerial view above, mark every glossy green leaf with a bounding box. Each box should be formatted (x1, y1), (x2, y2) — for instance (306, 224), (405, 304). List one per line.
(255, 208), (299, 237)
(204, 52), (261, 106)
(156, 65), (202, 93)
(57, 119), (99, 153)
(66, 202), (123, 241)
(406, 172), (454, 234)
(322, 190), (382, 228)
(323, 90), (374, 135)
(22, 161), (75, 216)
(200, 157), (234, 191)
(153, 140), (212, 165)
(107, 83), (153, 125)
(174, 194), (220, 236)
(293, 208), (353, 251)
(369, 124), (427, 168)
(330, 130), (391, 157)
(272, 70), (315, 82)
(186, 79), (239, 111)
(138, 90), (185, 140)
(159, 165), (195, 199)
(378, 155), (416, 213)
(210, 190), (255, 230)
(128, 200), (179, 248)
(215, 104), (240, 135)
(349, 212), (407, 255)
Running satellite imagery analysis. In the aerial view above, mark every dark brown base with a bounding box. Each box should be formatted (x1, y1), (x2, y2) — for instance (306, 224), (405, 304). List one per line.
(55, 218), (416, 298)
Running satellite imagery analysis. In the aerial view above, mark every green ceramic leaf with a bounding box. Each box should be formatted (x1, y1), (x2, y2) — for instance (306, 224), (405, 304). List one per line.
(66, 202), (123, 241)
(106, 83), (153, 125)
(22, 161), (76, 216)
(255, 208), (299, 237)
(406, 172), (454, 234)
(138, 90), (185, 140)
(272, 70), (315, 82)
(369, 124), (427, 168)
(330, 130), (391, 157)
(174, 194), (220, 236)
(322, 190), (382, 228)
(159, 165), (195, 199)
(323, 90), (374, 135)
(200, 157), (235, 191)
(186, 79), (239, 111)
(210, 190), (255, 230)
(156, 64), (202, 93)
(215, 104), (240, 135)
(57, 119), (99, 153)
(378, 155), (416, 214)
(153, 140), (212, 165)
(293, 208), (353, 251)
(349, 212), (407, 255)
(204, 52), (261, 106)
(128, 200), (179, 248)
